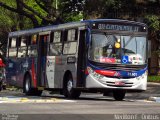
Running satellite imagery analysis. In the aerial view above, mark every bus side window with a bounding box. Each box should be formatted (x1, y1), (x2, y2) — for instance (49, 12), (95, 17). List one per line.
(28, 34), (38, 57)
(49, 31), (62, 56)
(17, 36), (27, 58)
(63, 29), (78, 54)
(8, 37), (17, 58)
(6, 38), (12, 58)
(67, 29), (78, 41)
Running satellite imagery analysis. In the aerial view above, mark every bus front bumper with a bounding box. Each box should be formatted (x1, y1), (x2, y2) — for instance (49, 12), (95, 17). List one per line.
(85, 74), (147, 91)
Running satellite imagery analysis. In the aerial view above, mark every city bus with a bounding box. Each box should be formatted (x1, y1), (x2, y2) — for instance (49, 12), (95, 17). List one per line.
(6, 19), (148, 100)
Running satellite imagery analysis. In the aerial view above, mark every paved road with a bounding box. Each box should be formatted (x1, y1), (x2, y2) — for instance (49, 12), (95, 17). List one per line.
(0, 83), (160, 120)
(0, 91), (160, 111)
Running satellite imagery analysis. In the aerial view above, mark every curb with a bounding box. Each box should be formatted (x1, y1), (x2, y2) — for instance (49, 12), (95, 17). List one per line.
(148, 97), (160, 102)
(147, 82), (160, 87)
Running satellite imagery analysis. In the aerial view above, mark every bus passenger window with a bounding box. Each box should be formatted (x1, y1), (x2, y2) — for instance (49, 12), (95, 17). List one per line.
(31, 35), (37, 45)
(18, 47), (27, 58)
(53, 31), (61, 43)
(63, 29), (77, 54)
(49, 43), (62, 56)
(17, 36), (27, 58)
(28, 46), (37, 57)
(28, 34), (38, 57)
(11, 38), (17, 47)
(63, 42), (77, 54)
(21, 37), (27, 46)
(48, 31), (62, 56)
(8, 37), (17, 58)
(9, 48), (17, 57)
(67, 29), (77, 41)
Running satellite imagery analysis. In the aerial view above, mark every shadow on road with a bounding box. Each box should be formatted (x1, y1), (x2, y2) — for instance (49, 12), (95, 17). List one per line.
(1, 85), (158, 103)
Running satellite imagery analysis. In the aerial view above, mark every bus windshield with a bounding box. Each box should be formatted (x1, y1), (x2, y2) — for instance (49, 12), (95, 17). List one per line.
(88, 33), (147, 65)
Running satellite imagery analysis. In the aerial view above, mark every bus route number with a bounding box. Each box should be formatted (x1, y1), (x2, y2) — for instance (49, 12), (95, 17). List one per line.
(128, 72), (137, 77)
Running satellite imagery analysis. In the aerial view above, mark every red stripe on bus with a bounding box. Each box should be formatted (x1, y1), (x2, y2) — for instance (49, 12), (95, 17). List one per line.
(95, 70), (116, 76)
(31, 60), (37, 87)
(85, 69), (89, 75)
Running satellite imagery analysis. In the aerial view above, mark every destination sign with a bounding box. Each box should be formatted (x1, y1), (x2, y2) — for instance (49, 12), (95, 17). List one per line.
(92, 22), (146, 32)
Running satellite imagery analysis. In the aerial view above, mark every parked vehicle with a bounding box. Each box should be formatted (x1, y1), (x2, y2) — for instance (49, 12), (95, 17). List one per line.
(0, 58), (6, 91)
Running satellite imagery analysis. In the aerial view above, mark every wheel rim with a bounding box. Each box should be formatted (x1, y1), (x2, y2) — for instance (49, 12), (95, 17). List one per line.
(25, 78), (30, 92)
(67, 79), (73, 92)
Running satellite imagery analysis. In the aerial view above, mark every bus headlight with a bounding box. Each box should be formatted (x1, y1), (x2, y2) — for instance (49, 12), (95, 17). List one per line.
(136, 71), (147, 80)
(87, 67), (104, 80)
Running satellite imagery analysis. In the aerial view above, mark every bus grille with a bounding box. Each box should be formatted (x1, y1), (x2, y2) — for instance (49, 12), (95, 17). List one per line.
(105, 81), (133, 87)
(89, 60), (147, 71)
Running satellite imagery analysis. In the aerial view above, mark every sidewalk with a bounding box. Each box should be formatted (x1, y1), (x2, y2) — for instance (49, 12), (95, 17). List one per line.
(147, 82), (160, 102)
(126, 82), (160, 102)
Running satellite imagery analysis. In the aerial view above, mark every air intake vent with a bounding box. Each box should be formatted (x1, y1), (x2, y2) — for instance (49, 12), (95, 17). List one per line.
(106, 81), (133, 87)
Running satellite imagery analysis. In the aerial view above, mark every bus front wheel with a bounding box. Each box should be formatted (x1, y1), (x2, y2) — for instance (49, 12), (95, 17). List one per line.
(113, 90), (126, 101)
(0, 81), (2, 91)
(63, 74), (81, 99)
(23, 74), (42, 96)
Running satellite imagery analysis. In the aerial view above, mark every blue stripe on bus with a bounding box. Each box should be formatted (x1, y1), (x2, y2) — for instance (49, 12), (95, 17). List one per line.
(87, 62), (147, 78)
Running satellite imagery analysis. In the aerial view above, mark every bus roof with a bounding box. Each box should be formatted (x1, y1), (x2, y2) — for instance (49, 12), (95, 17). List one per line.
(9, 22), (87, 37)
(82, 19), (147, 26)
(9, 19), (147, 37)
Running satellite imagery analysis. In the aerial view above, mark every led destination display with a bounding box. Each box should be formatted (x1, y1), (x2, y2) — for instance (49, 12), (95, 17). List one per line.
(92, 22), (147, 32)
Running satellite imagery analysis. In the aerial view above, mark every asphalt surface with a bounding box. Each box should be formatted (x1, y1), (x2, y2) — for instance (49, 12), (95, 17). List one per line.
(0, 82), (160, 120)
(138, 82), (160, 102)
(0, 82), (160, 103)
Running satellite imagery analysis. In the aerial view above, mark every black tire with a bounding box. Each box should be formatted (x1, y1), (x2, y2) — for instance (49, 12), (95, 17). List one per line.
(24, 74), (42, 96)
(63, 74), (81, 99)
(0, 81), (2, 91)
(2, 85), (6, 90)
(113, 90), (126, 101)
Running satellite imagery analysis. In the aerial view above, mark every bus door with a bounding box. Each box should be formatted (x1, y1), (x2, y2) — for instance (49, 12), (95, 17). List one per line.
(37, 32), (50, 87)
(46, 31), (63, 89)
(77, 29), (87, 87)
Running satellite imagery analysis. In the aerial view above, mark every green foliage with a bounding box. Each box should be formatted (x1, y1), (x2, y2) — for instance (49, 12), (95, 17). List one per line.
(105, 0), (121, 9)
(148, 75), (160, 83)
(145, 15), (160, 31)
(0, 0), (16, 8)
(25, 0), (48, 25)
(59, 0), (84, 22)
(0, 8), (17, 31)
(0, 1), (34, 31)
(0, 0), (17, 30)
(63, 12), (83, 22)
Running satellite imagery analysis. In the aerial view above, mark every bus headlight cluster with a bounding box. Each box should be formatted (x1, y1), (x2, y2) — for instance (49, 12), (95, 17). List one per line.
(87, 67), (104, 80)
(136, 71), (147, 80)
(136, 75), (144, 80)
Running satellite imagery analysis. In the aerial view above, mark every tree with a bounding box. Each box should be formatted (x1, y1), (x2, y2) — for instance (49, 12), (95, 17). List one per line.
(0, 0), (60, 27)
(59, 0), (84, 22)
(0, 0), (85, 55)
